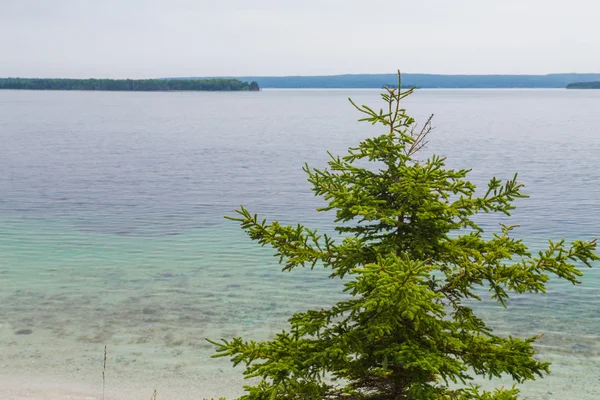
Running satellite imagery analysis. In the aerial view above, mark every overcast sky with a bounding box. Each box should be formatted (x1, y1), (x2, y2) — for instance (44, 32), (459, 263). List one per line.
(1, 0), (598, 78)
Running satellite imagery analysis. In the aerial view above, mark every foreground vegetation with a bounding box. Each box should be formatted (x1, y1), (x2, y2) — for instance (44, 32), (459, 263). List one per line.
(208, 72), (598, 399)
(0, 78), (259, 91)
(567, 81), (600, 89)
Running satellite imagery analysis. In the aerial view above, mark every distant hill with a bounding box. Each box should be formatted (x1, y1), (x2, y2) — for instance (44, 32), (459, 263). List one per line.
(567, 81), (600, 89)
(173, 73), (600, 89)
(0, 78), (260, 92)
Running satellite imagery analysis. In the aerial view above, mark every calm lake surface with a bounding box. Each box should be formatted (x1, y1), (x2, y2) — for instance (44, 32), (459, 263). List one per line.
(0, 89), (599, 399)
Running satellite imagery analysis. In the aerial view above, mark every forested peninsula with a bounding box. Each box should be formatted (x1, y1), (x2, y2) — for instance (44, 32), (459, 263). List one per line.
(0, 78), (260, 91)
(566, 82), (600, 89)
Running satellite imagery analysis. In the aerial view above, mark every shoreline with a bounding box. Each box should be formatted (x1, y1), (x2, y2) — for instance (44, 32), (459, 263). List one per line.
(0, 372), (246, 400)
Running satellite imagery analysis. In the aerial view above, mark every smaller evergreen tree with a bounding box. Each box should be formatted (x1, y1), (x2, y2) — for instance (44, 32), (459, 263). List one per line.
(208, 72), (598, 399)
(249, 81), (261, 91)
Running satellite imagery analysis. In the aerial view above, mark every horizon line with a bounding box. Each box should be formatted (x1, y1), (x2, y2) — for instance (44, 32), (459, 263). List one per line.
(173, 71), (600, 79)
(3, 72), (600, 80)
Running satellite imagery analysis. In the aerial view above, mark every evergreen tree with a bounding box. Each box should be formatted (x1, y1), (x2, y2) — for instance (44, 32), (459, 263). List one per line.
(249, 81), (261, 91)
(208, 72), (598, 399)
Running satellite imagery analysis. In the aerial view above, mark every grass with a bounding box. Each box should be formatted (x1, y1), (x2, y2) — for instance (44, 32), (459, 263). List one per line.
(102, 345), (107, 400)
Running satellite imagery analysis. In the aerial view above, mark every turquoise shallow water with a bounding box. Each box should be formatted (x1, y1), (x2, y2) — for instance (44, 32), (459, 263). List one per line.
(0, 88), (599, 398)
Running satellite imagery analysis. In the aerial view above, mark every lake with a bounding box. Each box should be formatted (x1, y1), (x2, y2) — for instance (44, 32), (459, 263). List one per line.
(0, 88), (599, 399)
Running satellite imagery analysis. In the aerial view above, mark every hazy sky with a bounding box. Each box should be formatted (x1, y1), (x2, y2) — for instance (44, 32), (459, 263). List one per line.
(1, 0), (598, 78)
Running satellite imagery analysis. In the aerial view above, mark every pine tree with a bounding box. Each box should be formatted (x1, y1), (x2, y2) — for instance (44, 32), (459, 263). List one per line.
(249, 81), (261, 91)
(208, 72), (598, 400)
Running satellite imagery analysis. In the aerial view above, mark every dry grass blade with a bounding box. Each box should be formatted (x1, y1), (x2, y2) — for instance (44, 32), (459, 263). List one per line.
(102, 345), (107, 400)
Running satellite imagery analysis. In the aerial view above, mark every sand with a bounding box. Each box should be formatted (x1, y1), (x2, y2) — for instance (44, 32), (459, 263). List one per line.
(0, 371), (245, 400)
(2, 375), (100, 400)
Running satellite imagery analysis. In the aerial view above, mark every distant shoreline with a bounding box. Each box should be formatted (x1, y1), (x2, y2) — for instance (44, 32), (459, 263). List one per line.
(0, 78), (260, 92)
(566, 81), (600, 89)
(3, 74), (600, 90)
(170, 73), (600, 89)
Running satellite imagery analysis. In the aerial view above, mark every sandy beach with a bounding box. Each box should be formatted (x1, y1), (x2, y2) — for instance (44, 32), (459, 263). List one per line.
(0, 372), (246, 400)
(2, 375), (101, 400)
